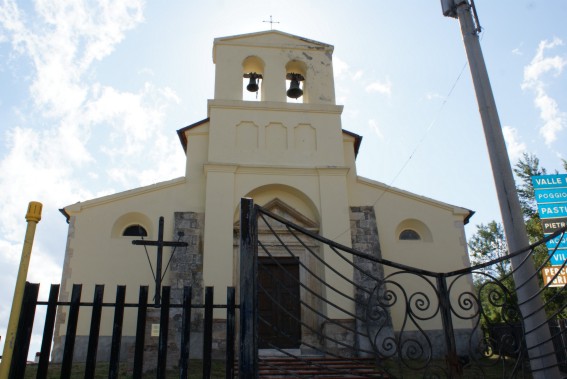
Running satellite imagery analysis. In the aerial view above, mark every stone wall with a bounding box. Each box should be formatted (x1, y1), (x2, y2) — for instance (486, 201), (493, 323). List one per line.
(349, 206), (395, 357)
(167, 211), (206, 359)
(134, 211), (206, 372)
(169, 212), (205, 303)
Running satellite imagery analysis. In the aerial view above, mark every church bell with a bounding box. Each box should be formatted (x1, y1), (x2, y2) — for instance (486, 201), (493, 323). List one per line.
(244, 72), (262, 92)
(286, 73), (304, 99)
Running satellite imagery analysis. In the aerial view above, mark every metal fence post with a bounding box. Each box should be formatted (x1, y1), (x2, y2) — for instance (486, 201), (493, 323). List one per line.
(179, 285), (192, 379)
(85, 285), (105, 379)
(133, 286), (149, 379)
(436, 275), (461, 377)
(226, 287), (236, 379)
(239, 198), (258, 379)
(157, 286), (171, 379)
(8, 282), (39, 379)
(61, 284), (82, 379)
(108, 285), (126, 379)
(203, 287), (214, 379)
(36, 284), (60, 379)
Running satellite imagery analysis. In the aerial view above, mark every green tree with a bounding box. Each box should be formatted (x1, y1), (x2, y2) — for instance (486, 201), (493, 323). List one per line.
(468, 153), (567, 319)
(468, 221), (517, 323)
(468, 221), (509, 278)
(513, 153), (546, 219)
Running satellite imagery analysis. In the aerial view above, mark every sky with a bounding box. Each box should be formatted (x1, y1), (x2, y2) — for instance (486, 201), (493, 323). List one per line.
(0, 0), (566, 356)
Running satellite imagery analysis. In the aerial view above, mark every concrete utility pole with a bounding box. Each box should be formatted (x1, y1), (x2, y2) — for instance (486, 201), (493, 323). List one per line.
(441, 1), (560, 377)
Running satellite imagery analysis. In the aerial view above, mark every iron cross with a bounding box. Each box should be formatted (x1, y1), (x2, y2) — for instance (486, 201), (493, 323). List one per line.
(132, 216), (187, 305)
(263, 15), (280, 30)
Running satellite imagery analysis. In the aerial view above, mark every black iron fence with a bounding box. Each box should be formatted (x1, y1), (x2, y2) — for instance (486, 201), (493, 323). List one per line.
(8, 284), (237, 379)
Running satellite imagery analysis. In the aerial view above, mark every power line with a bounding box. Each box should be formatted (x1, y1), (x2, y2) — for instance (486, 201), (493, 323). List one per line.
(331, 59), (470, 242)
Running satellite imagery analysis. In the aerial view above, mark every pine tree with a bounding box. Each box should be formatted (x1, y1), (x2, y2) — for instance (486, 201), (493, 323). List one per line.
(468, 153), (567, 319)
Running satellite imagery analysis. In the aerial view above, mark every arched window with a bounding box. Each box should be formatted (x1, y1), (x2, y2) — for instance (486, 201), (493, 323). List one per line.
(122, 225), (148, 237)
(286, 60), (307, 104)
(242, 56), (264, 101)
(399, 229), (421, 241)
(395, 218), (432, 242)
(111, 212), (152, 238)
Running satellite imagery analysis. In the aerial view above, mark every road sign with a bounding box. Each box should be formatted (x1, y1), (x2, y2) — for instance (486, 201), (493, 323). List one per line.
(541, 217), (567, 234)
(534, 188), (567, 204)
(549, 251), (567, 266)
(538, 204), (567, 218)
(532, 174), (567, 266)
(542, 266), (567, 288)
(532, 174), (567, 189)
(546, 234), (567, 249)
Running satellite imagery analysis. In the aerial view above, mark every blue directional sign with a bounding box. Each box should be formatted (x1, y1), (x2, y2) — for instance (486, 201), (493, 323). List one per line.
(532, 174), (567, 189)
(534, 188), (567, 204)
(546, 234), (567, 249)
(532, 174), (567, 266)
(538, 204), (567, 218)
(549, 250), (567, 266)
(545, 231), (567, 266)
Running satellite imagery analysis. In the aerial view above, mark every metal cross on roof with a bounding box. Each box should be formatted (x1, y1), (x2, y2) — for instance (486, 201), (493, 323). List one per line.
(263, 15), (280, 30)
(132, 216), (188, 305)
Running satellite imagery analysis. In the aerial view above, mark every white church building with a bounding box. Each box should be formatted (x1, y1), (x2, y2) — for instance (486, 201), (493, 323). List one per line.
(54, 30), (474, 361)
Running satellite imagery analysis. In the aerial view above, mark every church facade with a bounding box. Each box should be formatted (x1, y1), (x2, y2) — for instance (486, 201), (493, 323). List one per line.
(54, 31), (474, 361)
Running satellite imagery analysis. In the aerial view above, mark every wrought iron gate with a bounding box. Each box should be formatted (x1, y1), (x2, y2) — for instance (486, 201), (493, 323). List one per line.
(239, 198), (567, 378)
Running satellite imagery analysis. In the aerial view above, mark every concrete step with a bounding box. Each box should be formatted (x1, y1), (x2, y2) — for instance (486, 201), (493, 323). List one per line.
(258, 357), (388, 378)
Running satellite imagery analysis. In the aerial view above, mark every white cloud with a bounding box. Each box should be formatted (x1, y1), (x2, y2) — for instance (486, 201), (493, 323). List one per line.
(345, 109), (360, 119)
(333, 55), (349, 78)
(523, 39), (565, 82)
(352, 70), (363, 81)
(365, 79), (392, 97)
(138, 67), (155, 76)
(368, 119), (384, 140)
(27, 249), (65, 297)
(425, 92), (444, 101)
(521, 38), (566, 145)
(512, 42), (524, 56)
(502, 126), (526, 161)
(333, 56), (364, 82)
(0, 0), (184, 348)
(0, 0), (144, 118)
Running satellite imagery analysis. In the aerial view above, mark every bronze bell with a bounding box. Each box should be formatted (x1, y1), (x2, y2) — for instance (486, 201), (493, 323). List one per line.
(286, 73), (304, 99)
(244, 72), (261, 92)
(247, 76), (259, 92)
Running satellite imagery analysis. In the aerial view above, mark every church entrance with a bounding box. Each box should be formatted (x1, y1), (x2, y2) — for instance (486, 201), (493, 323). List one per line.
(258, 257), (301, 349)
(235, 196), (320, 350)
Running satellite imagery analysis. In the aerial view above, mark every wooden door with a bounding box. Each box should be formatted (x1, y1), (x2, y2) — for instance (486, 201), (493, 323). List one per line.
(258, 257), (301, 349)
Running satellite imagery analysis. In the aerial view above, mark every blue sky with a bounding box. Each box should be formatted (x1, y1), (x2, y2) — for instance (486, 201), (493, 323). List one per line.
(0, 0), (566, 355)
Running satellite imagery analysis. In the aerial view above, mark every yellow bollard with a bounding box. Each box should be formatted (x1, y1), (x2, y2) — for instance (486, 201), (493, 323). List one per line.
(0, 202), (42, 379)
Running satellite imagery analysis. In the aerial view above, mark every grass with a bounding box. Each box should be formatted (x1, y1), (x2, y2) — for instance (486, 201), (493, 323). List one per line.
(23, 360), (226, 378)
